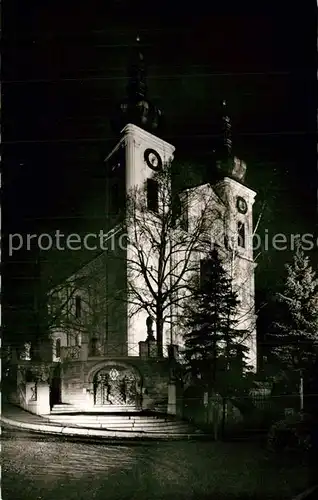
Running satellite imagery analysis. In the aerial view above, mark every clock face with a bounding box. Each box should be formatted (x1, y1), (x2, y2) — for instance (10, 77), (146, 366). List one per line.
(236, 196), (248, 214)
(144, 148), (162, 171)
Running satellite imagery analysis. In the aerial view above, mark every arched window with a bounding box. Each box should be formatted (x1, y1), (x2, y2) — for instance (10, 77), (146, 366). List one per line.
(237, 222), (246, 248)
(147, 178), (158, 212)
(75, 295), (81, 318)
(179, 191), (188, 232)
(55, 338), (61, 358)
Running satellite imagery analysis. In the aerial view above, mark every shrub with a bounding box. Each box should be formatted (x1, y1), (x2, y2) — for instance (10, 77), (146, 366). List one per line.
(267, 412), (312, 454)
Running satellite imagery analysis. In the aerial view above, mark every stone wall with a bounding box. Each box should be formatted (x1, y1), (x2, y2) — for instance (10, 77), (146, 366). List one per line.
(60, 357), (172, 411)
(8, 378), (50, 416)
(138, 359), (170, 411)
(61, 361), (87, 408)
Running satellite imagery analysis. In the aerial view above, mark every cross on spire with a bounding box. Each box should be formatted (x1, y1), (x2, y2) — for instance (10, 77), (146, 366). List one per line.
(221, 99), (232, 157)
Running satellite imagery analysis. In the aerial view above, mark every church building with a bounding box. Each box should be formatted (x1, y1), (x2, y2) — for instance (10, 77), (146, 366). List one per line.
(44, 37), (257, 414)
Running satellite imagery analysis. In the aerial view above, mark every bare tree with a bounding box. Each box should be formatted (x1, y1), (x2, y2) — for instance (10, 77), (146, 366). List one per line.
(47, 253), (109, 352)
(124, 161), (224, 356)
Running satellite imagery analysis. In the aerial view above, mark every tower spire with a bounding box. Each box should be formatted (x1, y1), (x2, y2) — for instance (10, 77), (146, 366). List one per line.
(111, 35), (163, 136)
(126, 35), (147, 101)
(215, 99), (246, 182)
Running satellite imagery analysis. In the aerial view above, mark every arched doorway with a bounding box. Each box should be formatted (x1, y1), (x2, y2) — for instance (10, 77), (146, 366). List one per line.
(93, 364), (141, 408)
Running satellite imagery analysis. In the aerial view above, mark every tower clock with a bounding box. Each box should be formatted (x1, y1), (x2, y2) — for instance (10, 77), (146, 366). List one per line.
(144, 148), (162, 171)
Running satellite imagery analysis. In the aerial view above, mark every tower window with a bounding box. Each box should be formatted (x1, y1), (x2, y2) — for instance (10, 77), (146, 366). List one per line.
(55, 338), (61, 358)
(237, 222), (245, 248)
(172, 193), (181, 227)
(179, 192), (188, 231)
(75, 295), (81, 318)
(147, 178), (158, 212)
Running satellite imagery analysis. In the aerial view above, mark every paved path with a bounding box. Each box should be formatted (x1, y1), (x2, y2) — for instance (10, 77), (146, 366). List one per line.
(1, 404), (318, 500)
(292, 485), (318, 500)
(1, 426), (313, 500)
(2, 403), (62, 426)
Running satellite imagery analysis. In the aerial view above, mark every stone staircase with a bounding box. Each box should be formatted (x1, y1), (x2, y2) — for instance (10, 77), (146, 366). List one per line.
(50, 403), (139, 414)
(48, 404), (200, 435)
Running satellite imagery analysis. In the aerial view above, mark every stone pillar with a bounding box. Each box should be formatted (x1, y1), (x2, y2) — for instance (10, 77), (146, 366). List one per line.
(167, 383), (177, 415)
(60, 346), (67, 362)
(80, 343), (88, 361)
(139, 339), (157, 358)
(34, 382), (50, 415)
(139, 341), (148, 357)
(86, 384), (95, 409)
(76, 387), (90, 411)
(23, 382), (37, 412)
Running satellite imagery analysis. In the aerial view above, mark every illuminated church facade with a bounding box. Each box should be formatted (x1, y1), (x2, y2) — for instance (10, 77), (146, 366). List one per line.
(20, 38), (258, 414)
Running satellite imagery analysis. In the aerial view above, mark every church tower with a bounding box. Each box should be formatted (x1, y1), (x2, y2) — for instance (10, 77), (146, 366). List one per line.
(213, 100), (257, 369)
(104, 37), (175, 356)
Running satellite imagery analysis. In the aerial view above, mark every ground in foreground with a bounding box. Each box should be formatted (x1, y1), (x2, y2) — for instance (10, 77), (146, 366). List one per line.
(1, 427), (313, 499)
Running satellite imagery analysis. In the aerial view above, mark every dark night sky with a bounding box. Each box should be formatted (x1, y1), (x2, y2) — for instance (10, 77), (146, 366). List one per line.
(3, 1), (317, 334)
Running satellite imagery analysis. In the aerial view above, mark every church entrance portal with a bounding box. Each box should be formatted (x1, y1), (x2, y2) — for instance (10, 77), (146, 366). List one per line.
(93, 365), (141, 408)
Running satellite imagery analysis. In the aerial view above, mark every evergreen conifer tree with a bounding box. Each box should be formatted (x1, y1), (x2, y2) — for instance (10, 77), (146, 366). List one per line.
(183, 248), (250, 397)
(273, 241), (318, 375)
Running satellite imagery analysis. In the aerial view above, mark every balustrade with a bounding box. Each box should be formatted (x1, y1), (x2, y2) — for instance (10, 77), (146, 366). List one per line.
(59, 342), (179, 361)
(60, 345), (81, 361)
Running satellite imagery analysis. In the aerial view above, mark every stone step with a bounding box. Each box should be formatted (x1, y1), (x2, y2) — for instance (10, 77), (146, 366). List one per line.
(93, 405), (139, 412)
(47, 411), (195, 433)
(49, 422), (184, 429)
(48, 422), (191, 432)
(50, 405), (169, 415)
(49, 413), (175, 422)
(50, 423), (191, 432)
(51, 405), (139, 414)
(47, 415), (190, 428)
(46, 422), (193, 434)
(49, 418), (188, 426)
(49, 405), (197, 434)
